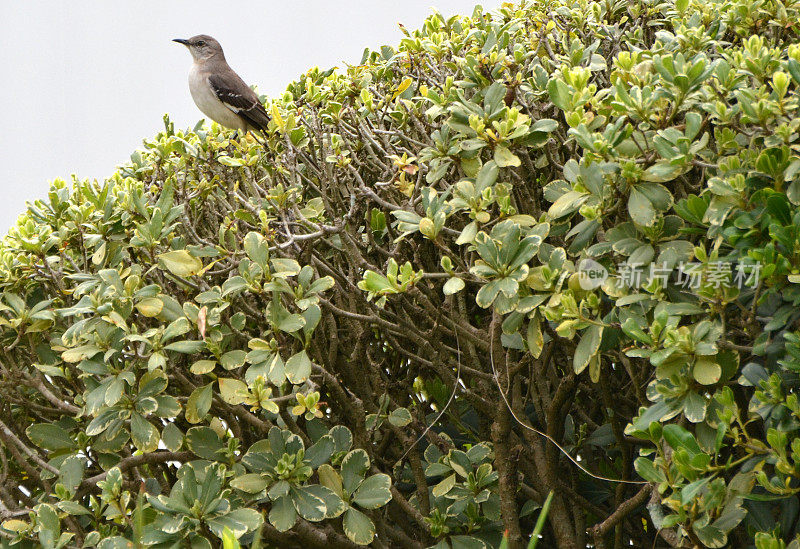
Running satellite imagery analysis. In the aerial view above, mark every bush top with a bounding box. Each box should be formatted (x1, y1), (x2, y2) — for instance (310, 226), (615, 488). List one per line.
(2, 1), (800, 548)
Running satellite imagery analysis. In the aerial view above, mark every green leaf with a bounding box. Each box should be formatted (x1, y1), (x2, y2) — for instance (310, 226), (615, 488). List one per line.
(230, 473), (269, 494)
(788, 59), (800, 85)
(190, 359), (217, 375)
(621, 317), (652, 344)
(155, 395), (181, 418)
(637, 182), (673, 211)
(58, 455), (84, 494)
(26, 424), (75, 452)
(185, 426), (224, 460)
(387, 407), (412, 427)
(86, 408), (123, 437)
(34, 504), (62, 544)
(476, 161), (498, 188)
(136, 297), (163, 317)
(680, 477), (711, 505)
(218, 378), (248, 405)
(683, 390), (708, 423)
(457, 221), (479, 245)
(304, 484), (346, 519)
(476, 279), (502, 308)
(244, 232), (269, 266)
(628, 187), (657, 226)
(306, 435), (335, 469)
(452, 536), (488, 549)
(352, 473), (392, 509)
(531, 119), (558, 133)
(105, 378), (124, 406)
(341, 449), (370, 494)
(766, 194), (791, 225)
(343, 507), (376, 546)
(268, 480), (291, 500)
(318, 464), (344, 498)
(2, 519), (29, 533)
(161, 422), (184, 452)
(494, 146), (521, 167)
(221, 350), (247, 370)
(139, 369), (168, 398)
(285, 350), (312, 384)
(634, 457), (666, 483)
(186, 383), (213, 424)
(662, 424), (702, 456)
(527, 315), (544, 359)
(574, 324), (603, 375)
(61, 344), (101, 363)
(218, 508), (262, 537)
(788, 179), (800, 206)
(164, 340), (206, 353)
(693, 524), (727, 548)
(131, 413), (159, 452)
(547, 190), (587, 219)
(221, 527), (240, 549)
(307, 275), (335, 294)
(449, 450), (471, 477)
(443, 277), (465, 295)
(290, 485), (327, 521)
(641, 162), (682, 183)
(268, 495), (297, 532)
(271, 258), (302, 278)
(484, 82), (506, 112)
(154, 317), (184, 344)
(432, 473), (457, 497)
(158, 249), (203, 277)
(547, 78), (572, 110)
(329, 425), (353, 454)
(693, 357), (722, 385)
(222, 276), (249, 297)
(97, 537), (132, 549)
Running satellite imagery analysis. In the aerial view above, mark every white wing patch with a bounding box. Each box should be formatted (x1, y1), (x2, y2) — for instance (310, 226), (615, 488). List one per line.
(220, 94), (246, 113)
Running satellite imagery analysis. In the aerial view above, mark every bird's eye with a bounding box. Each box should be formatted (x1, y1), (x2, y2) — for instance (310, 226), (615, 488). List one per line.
(196, 40), (206, 47)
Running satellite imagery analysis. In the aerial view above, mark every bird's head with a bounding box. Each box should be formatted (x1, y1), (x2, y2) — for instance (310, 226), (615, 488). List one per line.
(173, 35), (223, 62)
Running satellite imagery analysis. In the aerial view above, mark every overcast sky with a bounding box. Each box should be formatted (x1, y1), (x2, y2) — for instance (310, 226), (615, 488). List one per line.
(0, 1), (500, 232)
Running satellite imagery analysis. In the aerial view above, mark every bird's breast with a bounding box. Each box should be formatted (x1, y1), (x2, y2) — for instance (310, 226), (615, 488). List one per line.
(188, 65), (245, 131)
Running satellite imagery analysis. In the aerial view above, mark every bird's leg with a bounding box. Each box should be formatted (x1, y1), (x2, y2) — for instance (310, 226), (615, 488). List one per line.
(232, 130), (239, 140)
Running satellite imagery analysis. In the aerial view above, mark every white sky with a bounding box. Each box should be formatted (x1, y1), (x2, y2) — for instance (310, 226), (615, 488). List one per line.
(0, 1), (500, 232)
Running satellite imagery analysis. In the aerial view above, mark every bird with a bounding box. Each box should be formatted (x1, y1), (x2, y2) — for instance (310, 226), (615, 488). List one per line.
(173, 35), (270, 136)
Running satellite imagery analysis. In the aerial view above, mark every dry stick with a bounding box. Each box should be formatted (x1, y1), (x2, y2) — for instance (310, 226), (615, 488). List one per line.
(589, 484), (652, 542)
(488, 329), (647, 486)
(79, 451), (193, 489)
(0, 419), (59, 475)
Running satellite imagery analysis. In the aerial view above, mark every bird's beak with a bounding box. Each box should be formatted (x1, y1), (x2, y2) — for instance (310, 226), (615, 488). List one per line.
(173, 38), (190, 46)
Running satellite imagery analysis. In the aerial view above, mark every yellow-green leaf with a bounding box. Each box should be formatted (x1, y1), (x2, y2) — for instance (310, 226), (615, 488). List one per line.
(271, 104), (285, 130)
(186, 383), (213, 424)
(190, 359), (217, 375)
(574, 324), (603, 375)
(158, 250), (203, 277)
(136, 297), (163, 317)
(219, 378), (249, 405)
(392, 78), (413, 100)
(494, 145), (521, 167)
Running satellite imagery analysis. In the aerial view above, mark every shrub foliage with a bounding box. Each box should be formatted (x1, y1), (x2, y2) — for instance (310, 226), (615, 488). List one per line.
(2, 1), (800, 547)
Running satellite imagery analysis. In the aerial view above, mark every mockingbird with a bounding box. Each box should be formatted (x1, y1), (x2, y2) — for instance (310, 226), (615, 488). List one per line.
(173, 35), (270, 135)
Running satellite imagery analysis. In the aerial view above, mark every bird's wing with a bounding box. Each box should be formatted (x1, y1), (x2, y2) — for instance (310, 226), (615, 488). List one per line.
(208, 72), (271, 132)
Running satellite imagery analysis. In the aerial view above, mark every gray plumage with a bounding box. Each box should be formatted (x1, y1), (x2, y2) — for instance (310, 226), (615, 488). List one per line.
(173, 35), (270, 134)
